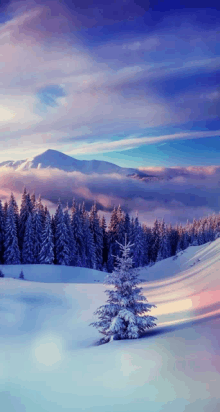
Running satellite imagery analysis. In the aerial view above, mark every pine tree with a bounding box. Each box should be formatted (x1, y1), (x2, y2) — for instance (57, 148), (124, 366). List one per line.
(89, 203), (103, 270)
(10, 193), (19, 234)
(71, 200), (85, 265)
(0, 200), (5, 263)
(4, 200), (20, 264)
(54, 200), (70, 265)
(39, 210), (54, 264)
(157, 220), (171, 261)
(64, 204), (76, 266)
(91, 235), (157, 344)
(19, 187), (32, 250)
(84, 217), (97, 269)
(100, 215), (108, 268)
(3, 201), (8, 219)
(151, 219), (160, 262)
(132, 216), (145, 267)
(33, 195), (45, 263)
(22, 213), (35, 264)
(142, 225), (151, 266)
(107, 207), (119, 270)
(19, 270), (24, 280)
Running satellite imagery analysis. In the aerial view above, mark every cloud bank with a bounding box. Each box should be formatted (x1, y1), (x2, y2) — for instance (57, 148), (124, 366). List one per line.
(1, 165), (220, 226)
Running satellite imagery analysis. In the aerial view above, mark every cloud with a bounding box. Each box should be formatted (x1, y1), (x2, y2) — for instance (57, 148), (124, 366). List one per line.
(67, 130), (220, 154)
(1, 165), (220, 226)
(0, 2), (219, 159)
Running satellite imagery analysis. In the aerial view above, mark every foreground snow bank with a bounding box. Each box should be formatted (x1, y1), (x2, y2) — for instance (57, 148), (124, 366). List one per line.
(1, 239), (220, 412)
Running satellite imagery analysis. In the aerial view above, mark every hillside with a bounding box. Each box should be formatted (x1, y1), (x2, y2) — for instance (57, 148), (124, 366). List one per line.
(0, 239), (220, 411)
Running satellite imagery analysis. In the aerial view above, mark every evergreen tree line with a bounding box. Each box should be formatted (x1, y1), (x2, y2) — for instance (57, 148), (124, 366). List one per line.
(0, 188), (220, 270)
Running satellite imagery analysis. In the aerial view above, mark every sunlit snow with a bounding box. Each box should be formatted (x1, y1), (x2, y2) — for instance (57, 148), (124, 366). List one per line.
(0, 239), (220, 411)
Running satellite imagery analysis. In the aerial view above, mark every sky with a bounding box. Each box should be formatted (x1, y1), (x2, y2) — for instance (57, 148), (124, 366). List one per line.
(0, 0), (219, 168)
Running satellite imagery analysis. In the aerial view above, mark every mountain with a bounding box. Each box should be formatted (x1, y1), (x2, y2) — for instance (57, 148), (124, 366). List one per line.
(0, 148), (156, 178)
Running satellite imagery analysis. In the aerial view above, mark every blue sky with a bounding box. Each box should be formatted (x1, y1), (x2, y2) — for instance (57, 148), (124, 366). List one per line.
(0, 0), (219, 167)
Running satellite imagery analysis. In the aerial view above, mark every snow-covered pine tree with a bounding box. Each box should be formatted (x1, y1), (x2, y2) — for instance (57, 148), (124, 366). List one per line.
(54, 200), (70, 265)
(156, 220), (171, 262)
(89, 203), (103, 270)
(84, 217), (97, 269)
(151, 219), (161, 262)
(10, 193), (19, 234)
(91, 235), (157, 344)
(71, 200), (85, 265)
(3, 201), (8, 219)
(39, 210), (54, 264)
(142, 224), (152, 266)
(132, 215), (145, 268)
(33, 195), (45, 263)
(0, 200), (5, 263)
(117, 205), (126, 247)
(30, 193), (36, 210)
(124, 212), (131, 243)
(19, 187), (32, 250)
(107, 207), (119, 271)
(4, 199), (20, 264)
(100, 215), (108, 269)
(64, 204), (76, 266)
(19, 270), (24, 279)
(22, 213), (35, 264)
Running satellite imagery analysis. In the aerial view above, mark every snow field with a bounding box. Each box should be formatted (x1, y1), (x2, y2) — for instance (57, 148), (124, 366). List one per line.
(0, 239), (220, 411)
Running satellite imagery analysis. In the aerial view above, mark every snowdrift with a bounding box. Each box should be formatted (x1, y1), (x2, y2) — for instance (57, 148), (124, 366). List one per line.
(0, 240), (220, 412)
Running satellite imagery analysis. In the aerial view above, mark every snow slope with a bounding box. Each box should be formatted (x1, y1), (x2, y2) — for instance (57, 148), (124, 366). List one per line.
(0, 240), (220, 412)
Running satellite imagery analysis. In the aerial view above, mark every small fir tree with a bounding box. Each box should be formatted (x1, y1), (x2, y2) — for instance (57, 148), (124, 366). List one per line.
(0, 270), (4, 278)
(91, 235), (157, 344)
(19, 270), (24, 279)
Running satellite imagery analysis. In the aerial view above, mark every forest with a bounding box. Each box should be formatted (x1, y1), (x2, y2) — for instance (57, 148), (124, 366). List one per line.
(0, 188), (219, 271)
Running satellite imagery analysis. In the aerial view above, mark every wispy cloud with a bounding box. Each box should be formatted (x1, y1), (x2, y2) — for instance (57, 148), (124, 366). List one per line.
(68, 130), (220, 154)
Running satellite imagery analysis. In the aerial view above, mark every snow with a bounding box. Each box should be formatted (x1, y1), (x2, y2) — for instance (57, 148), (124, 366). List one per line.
(1, 240), (220, 411)
(0, 149), (138, 176)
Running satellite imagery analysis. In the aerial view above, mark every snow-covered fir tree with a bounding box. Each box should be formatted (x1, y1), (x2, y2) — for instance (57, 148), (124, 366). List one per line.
(19, 187), (33, 250)
(100, 215), (108, 268)
(54, 200), (70, 265)
(0, 200), (5, 263)
(10, 193), (19, 234)
(39, 210), (54, 264)
(32, 195), (45, 263)
(84, 216), (97, 269)
(107, 207), (119, 271)
(4, 198), (20, 264)
(89, 203), (103, 270)
(132, 215), (145, 267)
(71, 200), (85, 266)
(64, 204), (76, 266)
(91, 235), (157, 344)
(151, 219), (161, 262)
(22, 213), (35, 264)
(156, 220), (171, 262)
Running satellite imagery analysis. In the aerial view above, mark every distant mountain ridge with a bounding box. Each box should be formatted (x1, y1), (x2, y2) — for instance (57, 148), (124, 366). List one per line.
(0, 149), (157, 179)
